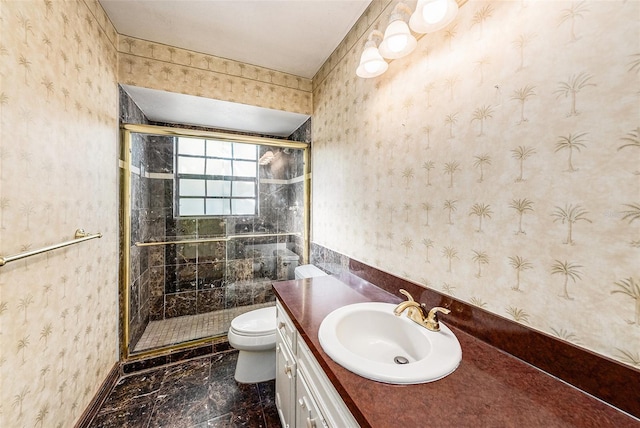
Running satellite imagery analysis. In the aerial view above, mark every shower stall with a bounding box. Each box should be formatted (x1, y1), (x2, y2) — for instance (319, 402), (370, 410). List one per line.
(120, 124), (309, 358)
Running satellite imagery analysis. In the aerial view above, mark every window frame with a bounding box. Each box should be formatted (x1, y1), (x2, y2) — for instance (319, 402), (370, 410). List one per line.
(175, 137), (259, 217)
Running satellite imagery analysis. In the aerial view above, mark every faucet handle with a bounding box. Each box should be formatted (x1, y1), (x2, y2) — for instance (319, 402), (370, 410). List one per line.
(425, 307), (451, 331)
(399, 288), (415, 301)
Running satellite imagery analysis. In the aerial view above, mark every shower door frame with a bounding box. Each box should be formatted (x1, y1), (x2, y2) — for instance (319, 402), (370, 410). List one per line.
(120, 123), (310, 361)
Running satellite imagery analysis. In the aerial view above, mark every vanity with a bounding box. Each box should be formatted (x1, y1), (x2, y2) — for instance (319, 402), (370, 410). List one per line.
(275, 300), (358, 427)
(273, 273), (638, 427)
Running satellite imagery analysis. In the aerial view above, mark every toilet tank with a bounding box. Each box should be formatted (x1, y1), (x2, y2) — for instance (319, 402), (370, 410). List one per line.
(294, 264), (328, 279)
(275, 248), (299, 280)
(244, 243), (300, 280)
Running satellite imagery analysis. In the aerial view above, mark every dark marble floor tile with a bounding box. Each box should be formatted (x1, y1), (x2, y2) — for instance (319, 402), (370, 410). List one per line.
(208, 380), (261, 418)
(262, 404), (280, 428)
(210, 351), (239, 380)
(205, 413), (235, 427)
(161, 357), (211, 393)
(226, 408), (270, 427)
(99, 370), (164, 414)
(90, 397), (155, 428)
(256, 381), (275, 406)
(205, 409), (269, 428)
(91, 350), (280, 428)
(148, 384), (211, 428)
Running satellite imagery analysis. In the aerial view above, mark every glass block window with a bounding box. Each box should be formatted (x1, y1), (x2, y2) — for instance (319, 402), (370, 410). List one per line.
(176, 137), (258, 216)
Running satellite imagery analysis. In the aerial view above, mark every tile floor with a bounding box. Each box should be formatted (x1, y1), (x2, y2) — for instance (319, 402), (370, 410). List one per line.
(90, 351), (280, 428)
(134, 303), (275, 352)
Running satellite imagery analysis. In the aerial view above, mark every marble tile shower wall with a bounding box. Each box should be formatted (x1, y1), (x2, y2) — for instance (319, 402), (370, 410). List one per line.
(129, 133), (155, 348)
(120, 87), (309, 350)
(141, 144), (305, 322)
(120, 86), (153, 349)
(310, 243), (351, 275)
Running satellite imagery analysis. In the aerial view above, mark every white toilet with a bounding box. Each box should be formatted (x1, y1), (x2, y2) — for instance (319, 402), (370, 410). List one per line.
(228, 306), (277, 383)
(228, 264), (327, 383)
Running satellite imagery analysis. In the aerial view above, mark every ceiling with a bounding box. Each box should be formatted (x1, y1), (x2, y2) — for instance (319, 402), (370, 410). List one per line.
(101, 0), (372, 136)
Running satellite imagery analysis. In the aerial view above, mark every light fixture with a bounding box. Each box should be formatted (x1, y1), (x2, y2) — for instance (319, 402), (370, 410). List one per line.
(409, 0), (459, 34)
(378, 3), (417, 59)
(355, 0), (460, 78)
(356, 30), (388, 78)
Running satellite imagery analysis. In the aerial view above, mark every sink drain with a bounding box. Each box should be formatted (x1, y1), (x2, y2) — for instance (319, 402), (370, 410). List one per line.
(394, 356), (409, 365)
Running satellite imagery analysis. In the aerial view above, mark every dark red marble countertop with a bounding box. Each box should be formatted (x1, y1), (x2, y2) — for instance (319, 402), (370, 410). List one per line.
(273, 274), (639, 428)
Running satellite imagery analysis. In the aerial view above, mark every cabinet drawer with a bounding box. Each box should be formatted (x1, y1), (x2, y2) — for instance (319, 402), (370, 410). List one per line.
(276, 301), (297, 352)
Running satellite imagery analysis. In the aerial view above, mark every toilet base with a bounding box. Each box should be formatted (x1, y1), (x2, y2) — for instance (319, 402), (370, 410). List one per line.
(234, 349), (276, 383)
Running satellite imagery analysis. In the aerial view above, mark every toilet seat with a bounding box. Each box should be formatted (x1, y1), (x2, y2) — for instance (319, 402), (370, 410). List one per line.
(230, 306), (276, 337)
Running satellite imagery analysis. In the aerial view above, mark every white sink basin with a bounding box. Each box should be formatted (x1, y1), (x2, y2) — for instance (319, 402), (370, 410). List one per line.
(318, 302), (462, 384)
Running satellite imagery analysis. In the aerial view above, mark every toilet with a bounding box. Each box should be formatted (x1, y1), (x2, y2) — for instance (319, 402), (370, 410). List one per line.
(228, 264), (327, 383)
(228, 306), (277, 383)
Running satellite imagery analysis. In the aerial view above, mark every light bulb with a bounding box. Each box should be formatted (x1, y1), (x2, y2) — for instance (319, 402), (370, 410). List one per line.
(356, 42), (388, 78)
(386, 34), (408, 53)
(410, 0), (458, 34)
(364, 60), (383, 74)
(423, 0), (448, 24)
(379, 20), (416, 59)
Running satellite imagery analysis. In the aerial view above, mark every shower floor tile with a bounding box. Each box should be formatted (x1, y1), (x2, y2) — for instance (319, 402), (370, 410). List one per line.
(134, 303), (274, 352)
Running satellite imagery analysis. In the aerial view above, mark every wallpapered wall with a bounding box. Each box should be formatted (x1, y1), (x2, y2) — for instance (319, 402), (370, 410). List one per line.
(0, 1), (119, 427)
(117, 35), (313, 116)
(312, 0), (640, 368)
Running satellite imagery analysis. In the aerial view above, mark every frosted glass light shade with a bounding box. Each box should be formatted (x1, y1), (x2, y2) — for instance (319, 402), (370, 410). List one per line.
(379, 20), (417, 59)
(423, 0), (448, 23)
(409, 0), (459, 34)
(356, 43), (388, 78)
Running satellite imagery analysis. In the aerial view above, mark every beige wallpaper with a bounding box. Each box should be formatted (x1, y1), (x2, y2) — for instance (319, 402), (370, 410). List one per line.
(312, 0), (640, 368)
(117, 35), (313, 115)
(1, 1), (637, 426)
(0, 1), (119, 427)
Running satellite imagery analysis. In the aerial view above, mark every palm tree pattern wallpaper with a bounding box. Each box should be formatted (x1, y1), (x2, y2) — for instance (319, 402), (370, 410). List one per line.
(0, 1), (120, 427)
(117, 35), (313, 116)
(312, 0), (639, 369)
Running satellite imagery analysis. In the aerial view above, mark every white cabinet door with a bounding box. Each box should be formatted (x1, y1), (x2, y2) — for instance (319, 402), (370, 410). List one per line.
(297, 338), (360, 428)
(275, 339), (296, 427)
(296, 369), (327, 428)
(276, 331), (296, 428)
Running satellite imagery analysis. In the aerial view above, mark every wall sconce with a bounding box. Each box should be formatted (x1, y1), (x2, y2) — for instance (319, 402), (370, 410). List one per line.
(356, 0), (459, 78)
(378, 3), (417, 59)
(356, 30), (388, 78)
(409, 0), (459, 34)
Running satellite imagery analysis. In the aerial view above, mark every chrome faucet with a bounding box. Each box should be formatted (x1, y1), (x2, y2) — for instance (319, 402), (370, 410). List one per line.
(393, 289), (450, 332)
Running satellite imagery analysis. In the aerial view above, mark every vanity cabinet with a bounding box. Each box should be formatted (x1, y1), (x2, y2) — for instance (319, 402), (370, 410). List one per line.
(275, 300), (359, 428)
(275, 301), (297, 428)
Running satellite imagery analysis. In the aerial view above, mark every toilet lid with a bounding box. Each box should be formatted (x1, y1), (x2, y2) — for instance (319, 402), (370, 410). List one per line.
(231, 306), (276, 336)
